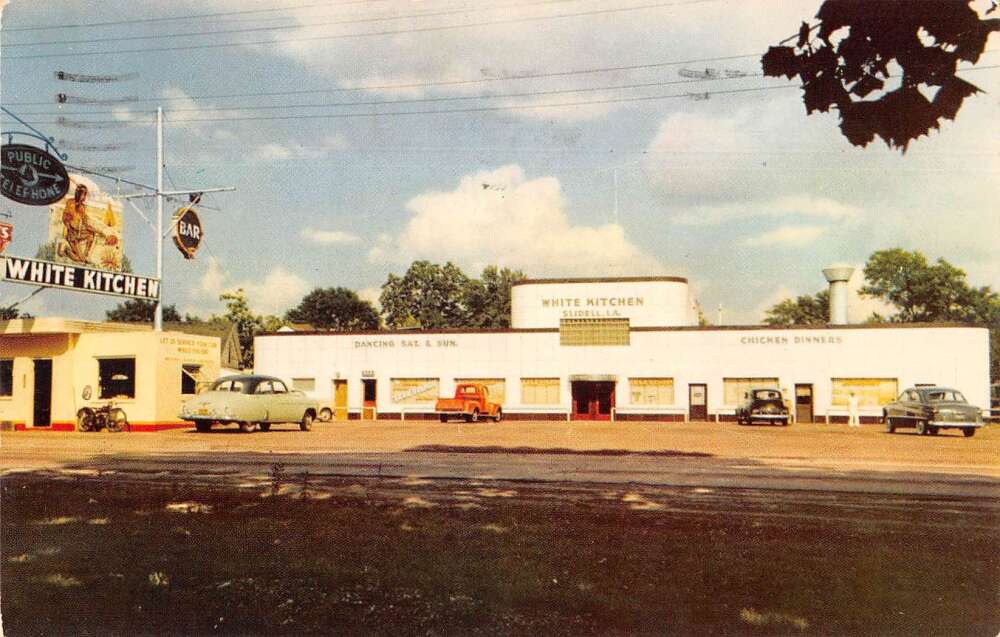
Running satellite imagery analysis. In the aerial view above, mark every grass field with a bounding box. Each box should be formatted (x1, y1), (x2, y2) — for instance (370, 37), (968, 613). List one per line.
(2, 473), (997, 636)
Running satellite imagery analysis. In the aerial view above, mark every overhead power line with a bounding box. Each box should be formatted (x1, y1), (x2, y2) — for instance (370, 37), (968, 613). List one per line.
(4, 0), (716, 61)
(21, 64), (998, 127)
(3, 0), (584, 48)
(5, 53), (760, 107)
(19, 73), (769, 117)
(2, 0), (385, 32)
(23, 84), (799, 126)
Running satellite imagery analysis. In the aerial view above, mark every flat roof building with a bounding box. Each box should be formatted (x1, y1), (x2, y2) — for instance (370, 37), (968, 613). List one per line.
(255, 277), (991, 423)
(1, 318), (222, 431)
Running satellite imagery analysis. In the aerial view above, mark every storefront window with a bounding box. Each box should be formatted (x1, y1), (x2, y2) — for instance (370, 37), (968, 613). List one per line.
(455, 378), (506, 403)
(629, 378), (674, 405)
(521, 378), (560, 404)
(0, 360), (12, 397)
(181, 365), (203, 395)
(723, 378), (779, 405)
(99, 358), (135, 399)
(832, 378), (898, 407)
(390, 378), (439, 404)
(292, 378), (316, 392)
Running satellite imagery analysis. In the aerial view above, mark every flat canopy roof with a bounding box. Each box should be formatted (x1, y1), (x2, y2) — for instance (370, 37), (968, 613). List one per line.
(0, 317), (151, 336)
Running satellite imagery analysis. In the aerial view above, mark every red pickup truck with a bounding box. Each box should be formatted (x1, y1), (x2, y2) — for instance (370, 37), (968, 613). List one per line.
(435, 383), (503, 423)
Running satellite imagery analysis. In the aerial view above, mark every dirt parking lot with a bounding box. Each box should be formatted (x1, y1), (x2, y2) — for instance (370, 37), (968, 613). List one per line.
(3, 420), (998, 478)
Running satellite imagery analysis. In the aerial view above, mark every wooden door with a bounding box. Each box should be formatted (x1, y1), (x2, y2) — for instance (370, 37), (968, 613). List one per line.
(795, 384), (813, 423)
(334, 380), (348, 420)
(688, 384), (707, 421)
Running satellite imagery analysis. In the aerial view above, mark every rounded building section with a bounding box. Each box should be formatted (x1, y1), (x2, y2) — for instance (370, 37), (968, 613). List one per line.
(510, 276), (694, 329)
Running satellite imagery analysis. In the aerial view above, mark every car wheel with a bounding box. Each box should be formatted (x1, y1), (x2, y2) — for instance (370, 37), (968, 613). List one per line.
(195, 421), (211, 433)
(239, 421), (256, 433)
(929, 426), (939, 436)
(107, 408), (128, 433)
(259, 422), (271, 432)
(439, 414), (448, 423)
(77, 409), (95, 432)
(300, 412), (314, 431)
(470, 409), (479, 423)
(962, 428), (976, 438)
(915, 420), (928, 436)
(494, 408), (503, 423)
(319, 408), (332, 422)
(885, 414), (895, 433)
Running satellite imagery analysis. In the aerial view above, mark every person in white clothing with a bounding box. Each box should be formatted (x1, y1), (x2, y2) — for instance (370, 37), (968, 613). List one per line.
(848, 391), (860, 427)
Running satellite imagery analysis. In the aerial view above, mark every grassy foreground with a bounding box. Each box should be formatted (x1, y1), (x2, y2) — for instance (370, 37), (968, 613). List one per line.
(2, 474), (997, 636)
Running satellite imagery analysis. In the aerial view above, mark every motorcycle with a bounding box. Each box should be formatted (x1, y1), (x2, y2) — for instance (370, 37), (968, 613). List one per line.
(77, 400), (129, 433)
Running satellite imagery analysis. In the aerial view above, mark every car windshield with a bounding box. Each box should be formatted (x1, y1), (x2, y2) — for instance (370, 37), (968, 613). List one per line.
(752, 390), (781, 400)
(926, 390), (966, 403)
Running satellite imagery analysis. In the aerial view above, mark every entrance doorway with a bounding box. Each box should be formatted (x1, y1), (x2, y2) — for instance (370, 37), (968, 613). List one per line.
(333, 380), (348, 420)
(362, 379), (377, 420)
(688, 384), (707, 421)
(571, 381), (614, 420)
(795, 384), (814, 423)
(33, 359), (52, 427)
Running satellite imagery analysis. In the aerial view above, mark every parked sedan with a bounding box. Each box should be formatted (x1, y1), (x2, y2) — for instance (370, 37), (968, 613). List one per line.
(180, 375), (318, 433)
(736, 388), (790, 426)
(883, 386), (984, 437)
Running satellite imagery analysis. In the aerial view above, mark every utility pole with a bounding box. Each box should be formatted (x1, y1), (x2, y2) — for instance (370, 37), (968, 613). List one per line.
(124, 107), (233, 331)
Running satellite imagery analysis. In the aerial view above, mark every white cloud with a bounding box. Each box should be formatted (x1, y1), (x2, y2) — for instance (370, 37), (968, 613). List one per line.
(250, 143), (293, 163)
(300, 227), (360, 244)
(742, 225), (828, 247)
(369, 165), (669, 277)
(357, 286), (382, 311)
(196, 256), (309, 316)
(675, 196), (861, 226)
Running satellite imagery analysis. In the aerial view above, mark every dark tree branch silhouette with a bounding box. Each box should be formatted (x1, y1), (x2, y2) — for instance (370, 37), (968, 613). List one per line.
(762, 0), (1000, 151)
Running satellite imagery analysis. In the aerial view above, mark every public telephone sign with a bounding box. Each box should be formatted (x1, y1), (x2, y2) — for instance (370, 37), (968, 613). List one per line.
(0, 144), (70, 206)
(172, 205), (203, 260)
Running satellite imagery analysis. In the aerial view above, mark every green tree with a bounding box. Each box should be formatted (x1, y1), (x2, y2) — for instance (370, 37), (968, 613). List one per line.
(861, 248), (1000, 381)
(463, 266), (525, 328)
(763, 289), (830, 326)
(762, 1), (1000, 151)
(285, 287), (380, 331)
(106, 299), (182, 323)
(212, 289), (285, 369)
(0, 305), (29, 320)
(380, 261), (471, 329)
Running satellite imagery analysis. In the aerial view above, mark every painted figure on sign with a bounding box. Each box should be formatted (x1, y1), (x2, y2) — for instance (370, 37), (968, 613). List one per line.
(58, 184), (102, 263)
(848, 391), (860, 427)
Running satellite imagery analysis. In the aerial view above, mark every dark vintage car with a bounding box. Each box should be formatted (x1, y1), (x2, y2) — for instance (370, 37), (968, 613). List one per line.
(180, 375), (318, 433)
(883, 386), (983, 437)
(736, 388), (789, 426)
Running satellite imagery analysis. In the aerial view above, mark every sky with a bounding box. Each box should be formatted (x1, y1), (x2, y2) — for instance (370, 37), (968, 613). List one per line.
(0, 0), (997, 325)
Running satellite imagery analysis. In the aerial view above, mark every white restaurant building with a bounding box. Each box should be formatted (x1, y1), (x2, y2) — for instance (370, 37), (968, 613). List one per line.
(254, 274), (990, 423)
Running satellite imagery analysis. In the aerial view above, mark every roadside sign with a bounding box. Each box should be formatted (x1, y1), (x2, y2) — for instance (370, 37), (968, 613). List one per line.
(2, 255), (160, 300)
(1, 144), (70, 206)
(0, 222), (11, 254)
(172, 205), (203, 260)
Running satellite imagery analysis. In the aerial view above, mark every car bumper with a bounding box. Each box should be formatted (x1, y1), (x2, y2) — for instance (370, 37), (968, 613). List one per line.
(750, 414), (788, 420)
(929, 421), (982, 428)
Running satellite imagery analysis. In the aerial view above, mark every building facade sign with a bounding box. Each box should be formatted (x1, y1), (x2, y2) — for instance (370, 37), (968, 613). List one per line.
(172, 205), (203, 260)
(1, 144), (70, 206)
(2, 255), (160, 300)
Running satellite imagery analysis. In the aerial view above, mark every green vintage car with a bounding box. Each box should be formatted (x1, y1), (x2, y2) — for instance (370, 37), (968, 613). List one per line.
(883, 386), (984, 437)
(180, 374), (318, 433)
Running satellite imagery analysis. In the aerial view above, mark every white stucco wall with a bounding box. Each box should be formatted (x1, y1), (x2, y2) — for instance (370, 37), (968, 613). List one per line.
(255, 326), (990, 418)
